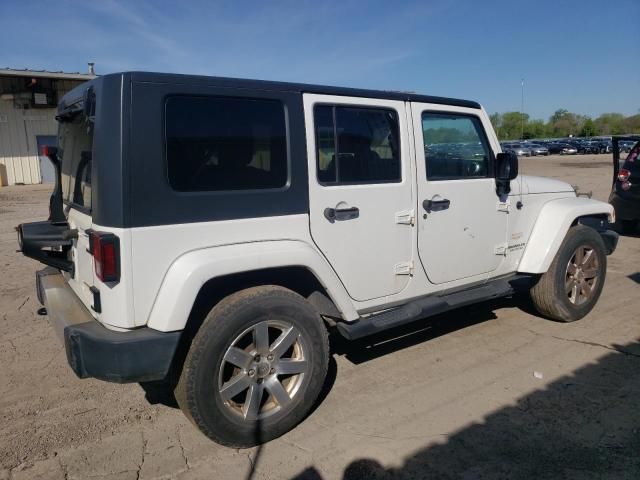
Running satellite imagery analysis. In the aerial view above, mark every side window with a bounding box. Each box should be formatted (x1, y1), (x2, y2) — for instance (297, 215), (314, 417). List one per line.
(314, 105), (400, 184)
(422, 112), (492, 180)
(165, 96), (288, 192)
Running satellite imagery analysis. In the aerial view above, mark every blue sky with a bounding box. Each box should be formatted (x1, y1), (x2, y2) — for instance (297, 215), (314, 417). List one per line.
(1, 0), (638, 120)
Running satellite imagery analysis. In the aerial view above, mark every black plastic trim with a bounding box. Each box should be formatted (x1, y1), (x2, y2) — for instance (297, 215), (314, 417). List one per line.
(63, 322), (181, 383)
(89, 286), (101, 313)
(576, 216), (619, 254)
(18, 221), (75, 273)
(124, 71), (481, 109)
(337, 274), (528, 340)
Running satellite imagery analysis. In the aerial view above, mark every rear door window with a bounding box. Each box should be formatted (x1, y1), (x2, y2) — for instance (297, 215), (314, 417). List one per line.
(314, 105), (401, 185)
(58, 113), (94, 210)
(165, 96), (288, 192)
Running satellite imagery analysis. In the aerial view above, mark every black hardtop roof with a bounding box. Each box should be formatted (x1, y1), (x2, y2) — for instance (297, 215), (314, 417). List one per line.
(60, 71), (482, 110)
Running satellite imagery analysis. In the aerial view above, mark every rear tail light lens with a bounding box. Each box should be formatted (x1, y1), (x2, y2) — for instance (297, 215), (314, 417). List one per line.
(618, 169), (631, 182)
(89, 231), (120, 283)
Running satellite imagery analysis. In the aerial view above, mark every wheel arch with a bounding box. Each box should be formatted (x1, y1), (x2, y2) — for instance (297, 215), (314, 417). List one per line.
(517, 197), (615, 274)
(146, 240), (358, 333)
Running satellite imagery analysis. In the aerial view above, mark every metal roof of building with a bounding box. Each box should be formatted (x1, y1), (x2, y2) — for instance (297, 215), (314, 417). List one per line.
(0, 67), (96, 81)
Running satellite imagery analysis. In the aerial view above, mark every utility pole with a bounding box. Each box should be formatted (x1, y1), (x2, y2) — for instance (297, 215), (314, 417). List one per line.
(520, 78), (525, 140)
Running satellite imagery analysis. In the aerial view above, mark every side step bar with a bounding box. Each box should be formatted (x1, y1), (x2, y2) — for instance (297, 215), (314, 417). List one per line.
(337, 275), (527, 340)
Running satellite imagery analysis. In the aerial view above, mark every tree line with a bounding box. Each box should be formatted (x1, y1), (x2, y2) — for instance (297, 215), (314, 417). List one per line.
(489, 109), (640, 141)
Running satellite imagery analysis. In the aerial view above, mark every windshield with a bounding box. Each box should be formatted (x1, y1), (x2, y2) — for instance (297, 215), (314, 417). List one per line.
(58, 112), (94, 211)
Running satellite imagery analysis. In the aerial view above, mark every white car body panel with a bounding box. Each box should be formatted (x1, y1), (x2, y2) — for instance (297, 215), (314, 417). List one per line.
(130, 214), (357, 330)
(303, 94), (414, 302)
(146, 239), (359, 332)
(517, 197), (615, 274)
(410, 103), (508, 284)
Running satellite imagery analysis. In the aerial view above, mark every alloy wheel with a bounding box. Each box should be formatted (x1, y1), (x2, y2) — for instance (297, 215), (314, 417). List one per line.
(565, 245), (599, 305)
(218, 320), (309, 421)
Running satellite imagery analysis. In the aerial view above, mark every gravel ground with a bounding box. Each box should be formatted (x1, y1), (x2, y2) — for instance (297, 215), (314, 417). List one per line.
(1, 153), (639, 479)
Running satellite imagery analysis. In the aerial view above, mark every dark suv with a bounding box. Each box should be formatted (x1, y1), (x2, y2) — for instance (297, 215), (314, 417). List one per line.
(609, 136), (640, 233)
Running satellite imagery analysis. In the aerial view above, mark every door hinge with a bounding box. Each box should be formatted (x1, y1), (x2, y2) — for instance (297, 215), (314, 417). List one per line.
(494, 243), (508, 256)
(395, 209), (415, 226)
(394, 261), (414, 276)
(497, 201), (510, 213)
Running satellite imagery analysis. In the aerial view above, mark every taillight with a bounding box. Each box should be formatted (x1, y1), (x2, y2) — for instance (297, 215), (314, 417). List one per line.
(89, 231), (120, 283)
(618, 168), (631, 182)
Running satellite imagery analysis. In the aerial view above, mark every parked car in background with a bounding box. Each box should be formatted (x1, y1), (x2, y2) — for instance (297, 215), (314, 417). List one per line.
(609, 136), (640, 233)
(589, 138), (612, 154)
(619, 140), (636, 153)
(546, 142), (578, 155)
(525, 143), (550, 156)
(561, 140), (595, 155)
(501, 142), (532, 157)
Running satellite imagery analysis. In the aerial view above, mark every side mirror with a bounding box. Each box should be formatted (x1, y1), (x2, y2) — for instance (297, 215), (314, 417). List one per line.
(496, 151), (518, 196)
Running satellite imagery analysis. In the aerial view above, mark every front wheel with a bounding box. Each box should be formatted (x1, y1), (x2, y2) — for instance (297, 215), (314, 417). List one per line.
(529, 225), (607, 322)
(175, 285), (329, 447)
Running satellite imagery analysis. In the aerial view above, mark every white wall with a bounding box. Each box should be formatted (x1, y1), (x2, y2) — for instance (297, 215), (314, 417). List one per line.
(0, 79), (85, 186)
(0, 100), (57, 185)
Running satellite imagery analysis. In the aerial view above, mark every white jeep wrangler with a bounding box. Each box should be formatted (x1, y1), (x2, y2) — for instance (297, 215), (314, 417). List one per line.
(18, 72), (618, 447)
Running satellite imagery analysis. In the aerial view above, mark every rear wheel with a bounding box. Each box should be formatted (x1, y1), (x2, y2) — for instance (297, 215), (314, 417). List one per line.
(175, 285), (329, 447)
(530, 225), (607, 322)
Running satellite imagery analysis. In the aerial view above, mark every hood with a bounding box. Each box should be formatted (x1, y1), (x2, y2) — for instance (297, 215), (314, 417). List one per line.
(521, 175), (575, 195)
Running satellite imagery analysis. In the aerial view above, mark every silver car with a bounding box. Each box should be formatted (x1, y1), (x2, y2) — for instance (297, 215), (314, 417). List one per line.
(526, 143), (550, 156)
(502, 142), (532, 157)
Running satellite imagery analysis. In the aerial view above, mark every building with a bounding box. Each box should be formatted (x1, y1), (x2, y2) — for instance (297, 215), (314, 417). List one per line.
(0, 66), (95, 186)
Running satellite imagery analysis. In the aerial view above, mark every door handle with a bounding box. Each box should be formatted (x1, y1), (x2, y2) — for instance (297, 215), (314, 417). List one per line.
(324, 206), (359, 223)
(422, 198), (450, 212)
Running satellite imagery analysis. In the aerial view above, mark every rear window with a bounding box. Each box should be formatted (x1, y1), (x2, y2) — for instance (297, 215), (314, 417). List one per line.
(59, 113), (94, 211)
(165, 96), (288, 192)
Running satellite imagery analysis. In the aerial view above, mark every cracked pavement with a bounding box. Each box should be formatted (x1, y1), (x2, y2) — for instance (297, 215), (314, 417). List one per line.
(1, 154), (639, 479)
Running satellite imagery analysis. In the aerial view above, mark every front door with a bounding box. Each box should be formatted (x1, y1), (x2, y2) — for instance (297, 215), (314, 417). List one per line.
(411, 104), (508, 284)
(304, 94), (414, 302)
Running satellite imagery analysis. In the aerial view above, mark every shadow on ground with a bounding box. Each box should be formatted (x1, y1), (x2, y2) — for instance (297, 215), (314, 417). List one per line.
(293, 339), (640, 480)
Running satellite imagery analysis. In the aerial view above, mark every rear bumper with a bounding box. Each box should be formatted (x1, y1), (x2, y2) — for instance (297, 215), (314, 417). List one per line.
(37, 268), (181, 383)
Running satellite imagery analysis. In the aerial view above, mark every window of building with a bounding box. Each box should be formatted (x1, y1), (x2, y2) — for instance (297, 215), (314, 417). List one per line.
(314, 105), (400, 184)
(166, 96), (288, 192)
(422, 112), (491, 180)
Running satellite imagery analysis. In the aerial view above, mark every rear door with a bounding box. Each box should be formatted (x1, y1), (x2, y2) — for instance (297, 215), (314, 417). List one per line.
(303, 94), (414, 302)
(411, 104), (508, 284)
(58, 112), (95, 308)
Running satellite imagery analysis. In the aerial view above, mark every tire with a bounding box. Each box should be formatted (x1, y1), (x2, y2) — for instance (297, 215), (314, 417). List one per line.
(529, 225), (607, 322)
(175, 285), (329, 447)
(613, 219), (638, 235)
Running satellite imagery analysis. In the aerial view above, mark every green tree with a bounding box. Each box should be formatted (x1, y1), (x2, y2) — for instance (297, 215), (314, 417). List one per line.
(550, 109), (569, 124)
(499, 111), (528, 140)
(579, 118), (597, 137)
(524, 119), (547, 139)
(623, 114), (640, 134)
(595, 113), (626, 135)
(548, 109), (585, 137)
